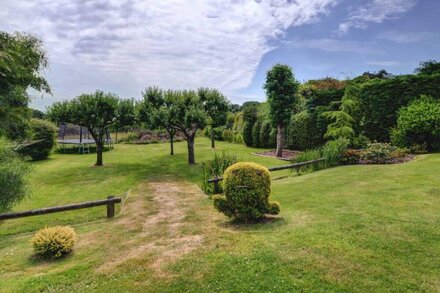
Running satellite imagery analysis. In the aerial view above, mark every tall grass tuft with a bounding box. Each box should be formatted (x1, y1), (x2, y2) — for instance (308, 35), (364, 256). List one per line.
(293, 138), (349, 173)
(201, 152), (238, 194)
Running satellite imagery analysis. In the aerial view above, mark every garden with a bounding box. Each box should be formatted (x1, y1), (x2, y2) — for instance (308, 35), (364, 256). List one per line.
(1, 31), (440, 292)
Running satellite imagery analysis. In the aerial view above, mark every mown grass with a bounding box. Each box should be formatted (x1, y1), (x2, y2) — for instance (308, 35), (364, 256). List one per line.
(1, 137), (440, 292)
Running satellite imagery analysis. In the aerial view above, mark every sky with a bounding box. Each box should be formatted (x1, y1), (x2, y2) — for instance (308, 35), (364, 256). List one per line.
(0, 0), (439, 110)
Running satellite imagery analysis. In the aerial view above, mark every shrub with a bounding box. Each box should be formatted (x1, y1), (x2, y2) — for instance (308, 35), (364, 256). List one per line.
(213, 162), (280, 222)
(341, 149), (364, 164)
(391, 97), (440, 151)
(31, 226), (77, 259)
(201, 152), (238, 194)
(322, 138), (349, 167)
(361, 142), (396, 164)
(252, 120), (262, 147)
(18, 119), (57, 160)
(0, 137), (31, 213)
(242, 121), (254, 146)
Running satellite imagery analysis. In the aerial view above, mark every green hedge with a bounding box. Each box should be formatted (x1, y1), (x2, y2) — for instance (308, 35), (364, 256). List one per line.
(19, 118), (57, 160)
(360, 74), (440, 142)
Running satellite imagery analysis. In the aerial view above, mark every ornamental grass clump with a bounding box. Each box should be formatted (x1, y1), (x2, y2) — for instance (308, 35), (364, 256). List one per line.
(31, 226), (77, 259)
(201, 152), (238, 194)
(213, 162), (280, 222)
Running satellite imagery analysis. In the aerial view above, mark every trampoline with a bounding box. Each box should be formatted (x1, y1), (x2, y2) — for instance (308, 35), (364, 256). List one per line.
(57, 123), (113, 154)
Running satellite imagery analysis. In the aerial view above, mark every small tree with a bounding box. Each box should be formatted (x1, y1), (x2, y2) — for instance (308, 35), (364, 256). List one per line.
(0, 32), (51, 139)
(18, 118), (57, 160)
(264, 64), (299, 157)
(323, 83), (361, 141)
(165, 90), (208, 164)
(48, 91), (119, 166)
(198, 88), (229, 148)
(138, 87), (177, 155)
(113, 98), (136, 143)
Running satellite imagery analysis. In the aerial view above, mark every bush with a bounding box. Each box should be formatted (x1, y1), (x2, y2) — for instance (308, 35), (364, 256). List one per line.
(242, 121), (254, 146)
(361, 142), (396, 164)
(18, 119), (57, 160)
(341, 149), (363, 164)
(213, 162), (280, 222)
(252, 120), (262, 147)
(391, 97), (440, 151)
(0, 138), (31, 213)
(222, 129), (244, 144)
(31, 226), (77, 259)
(201, 152), (238, 194)
(360, 74), (440, 142)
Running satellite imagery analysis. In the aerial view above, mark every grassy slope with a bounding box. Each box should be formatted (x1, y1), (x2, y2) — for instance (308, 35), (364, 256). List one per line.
(1, 138), (440, 292)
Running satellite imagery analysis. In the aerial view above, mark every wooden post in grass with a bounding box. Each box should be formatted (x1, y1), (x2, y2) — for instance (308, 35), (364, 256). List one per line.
(213, 180), (220, 194)
(107, 196), (115, 218)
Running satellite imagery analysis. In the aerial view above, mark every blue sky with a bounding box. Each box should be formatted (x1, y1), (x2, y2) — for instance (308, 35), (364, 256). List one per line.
(0, 0), (439, 109)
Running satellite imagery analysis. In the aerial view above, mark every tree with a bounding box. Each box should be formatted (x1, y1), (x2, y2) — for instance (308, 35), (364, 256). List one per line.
(414, 60), (440, 75)
(0, 137), (30, 213)
(165, 90), (208, 164)
(0, 32), (51, 139)
(323, 83), (361, 141)
(264, 64), (299, 157)
(48, 91), (119, 166)
(113, 98), (136, 143)
(242, 101), (260, 146)
(138, 87), (177, 155)
(198, 88), (229, 148)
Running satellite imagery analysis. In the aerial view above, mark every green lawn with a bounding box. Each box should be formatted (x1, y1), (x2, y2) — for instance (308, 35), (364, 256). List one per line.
(1, 138), (440, 292)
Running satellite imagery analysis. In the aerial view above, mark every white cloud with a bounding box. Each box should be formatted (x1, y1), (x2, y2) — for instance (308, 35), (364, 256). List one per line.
(377, 30), (439, 43)
(0, 0), (339, 102)
(338, 0), (417, 34)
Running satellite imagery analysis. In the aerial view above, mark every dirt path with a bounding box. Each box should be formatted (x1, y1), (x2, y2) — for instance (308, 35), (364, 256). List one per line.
(97, 180), (212, 274)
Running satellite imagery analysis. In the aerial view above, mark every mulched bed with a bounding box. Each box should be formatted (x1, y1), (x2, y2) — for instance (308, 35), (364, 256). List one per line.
(251, 149), (302, 161)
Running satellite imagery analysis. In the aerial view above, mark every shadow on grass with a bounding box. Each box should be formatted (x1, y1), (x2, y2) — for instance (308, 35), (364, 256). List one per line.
(218, 216), (287, 232)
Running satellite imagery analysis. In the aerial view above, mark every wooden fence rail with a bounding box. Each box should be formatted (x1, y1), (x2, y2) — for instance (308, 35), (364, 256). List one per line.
(0, 196), (122, 220)
(207, 158), (325, 193)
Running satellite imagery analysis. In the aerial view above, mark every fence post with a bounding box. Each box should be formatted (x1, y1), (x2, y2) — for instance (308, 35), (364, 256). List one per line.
(213, 180), (220, 194)
(107, 196), (115, 218)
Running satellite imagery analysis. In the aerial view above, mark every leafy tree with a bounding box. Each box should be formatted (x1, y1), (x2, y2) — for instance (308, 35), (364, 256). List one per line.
(138, 87), (177, 155)
(0, 32), (51, 139)
(48, 91), (119, 166)
(18, 118), (57, 160)
(264, 64), (299, 157)
(323, 83), (361, 141)
(0, 137), (30, 213)
(113, 98), (136, 143)
(414, 60), (440, 75)
(164, 90), (208, 164)
(198, 88), (229, 148)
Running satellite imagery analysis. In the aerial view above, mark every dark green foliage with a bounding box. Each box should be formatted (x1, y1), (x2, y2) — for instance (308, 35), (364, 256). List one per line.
(242, 102), (259, 146)
(361, 143), (396, 164)
(286, 110), (314, 150)
(31, 109), (45, 119)
(18, 119), (57, 160)
(414, 60), (440, 75)
(203, 126), (224, 140)
(360, 74), (440, 142)
(259, 121), (274, 148)
(252, 120), (262, 147)
(0, 137), (30, 213)
(0, 32), (50, 139)
(391, 97), (440, 151)
(213, 162), (280, 222)
(201, 152), (238, 194)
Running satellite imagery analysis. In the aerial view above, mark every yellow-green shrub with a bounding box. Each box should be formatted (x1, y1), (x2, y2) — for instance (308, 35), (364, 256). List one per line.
(213, 162), (280, 221)
(31, 226), (77, 259)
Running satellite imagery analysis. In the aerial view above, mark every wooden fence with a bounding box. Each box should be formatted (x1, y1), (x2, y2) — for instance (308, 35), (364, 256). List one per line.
(0, 196), (122, 220)
(207, 158), (325, 193)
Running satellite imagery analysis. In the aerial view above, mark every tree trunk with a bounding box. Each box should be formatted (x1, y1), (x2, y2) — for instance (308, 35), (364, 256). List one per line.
(211, 127), (215, 148)
(187, 136), (195, 164)
(96, 142), (103, 166)
(170, 133), (174, 155)
(276, 124), (284, 158)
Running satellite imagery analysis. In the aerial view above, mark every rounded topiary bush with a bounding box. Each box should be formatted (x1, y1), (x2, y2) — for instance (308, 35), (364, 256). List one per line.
(213, 162), (280, 222)
(31, 226), (77, 259)
(19, 118), (57, 160)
